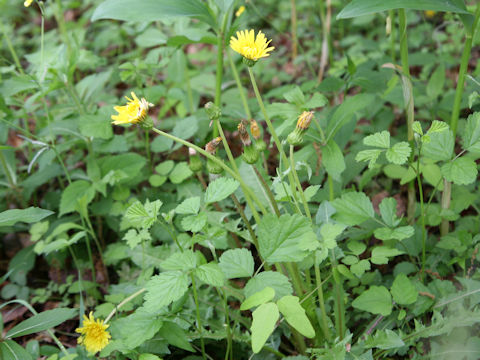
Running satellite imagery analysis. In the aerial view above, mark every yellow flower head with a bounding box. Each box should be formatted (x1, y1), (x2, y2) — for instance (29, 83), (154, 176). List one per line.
(296, 111), (314, 130)
(111, 91), (153, 125)
(425, 10), (436, 18)
(250, 119), (261, 140)
(230, 29), (274, 61)
(75, 312), (111, 354)
(235, 5), (245, 17)
(24, 0), (33, 7)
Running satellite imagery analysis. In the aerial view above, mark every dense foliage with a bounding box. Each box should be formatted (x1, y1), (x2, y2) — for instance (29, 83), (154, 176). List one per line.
(1, 0), (480, 359)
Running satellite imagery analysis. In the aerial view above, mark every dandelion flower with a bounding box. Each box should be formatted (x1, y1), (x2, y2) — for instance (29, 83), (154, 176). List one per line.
(75, 312), (111, 354)
(24, 0), (33, 7)
(230, 30), (274, 63)
(111, 91), (153, 126)
(425, 10), (436, 18)
(236, 5), (245, 17)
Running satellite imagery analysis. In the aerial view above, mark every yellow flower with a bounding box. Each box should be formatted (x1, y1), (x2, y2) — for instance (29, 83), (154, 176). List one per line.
(111, 91), (153, 125)
(230, 29), (274, 61)
(425, 10), (436, 18)
(75, 312), (111, 354)
(296, 111), (314, 130)
(24, 0), (33, 7)
(235, 5), (245, 17)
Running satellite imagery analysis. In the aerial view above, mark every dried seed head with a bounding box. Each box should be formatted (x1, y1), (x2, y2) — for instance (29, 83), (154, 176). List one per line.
(205, 137), (223, 154)
(296, 111), (314, 130)
(250, 119), (261, 140)
(238, 120), (251, 146)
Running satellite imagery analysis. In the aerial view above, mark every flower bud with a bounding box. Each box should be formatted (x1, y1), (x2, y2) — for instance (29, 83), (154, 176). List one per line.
(255, 138), (267, 152)
(287, 128), (304, 146)
(242, 144), (259, 164)
(139, 116), (153, 130)
(205, 102), (221, 121)
(238, 120), (252, 146)
(296, 111), (314, 130)
(207, 157), (224, 174)
(205, 137), (223, 154)
(188, 149), (203, 172)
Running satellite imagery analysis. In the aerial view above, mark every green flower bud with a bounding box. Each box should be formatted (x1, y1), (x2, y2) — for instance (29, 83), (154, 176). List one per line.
(205, 102), (221, 121)
(287, 128), (304, 146)
(207, 157), (224, 174)
(255, 138), (267, 152)
(242, 144), (259, 164)
(189, 154), (203, 172)
(139, 116), (153, 130)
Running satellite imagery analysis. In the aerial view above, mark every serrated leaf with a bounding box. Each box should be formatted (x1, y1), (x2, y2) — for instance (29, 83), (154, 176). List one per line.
(277, 296), (315, 338)
(323, 140), (346, 180)
(413, 121), (423, 135)
(365, 329), (405, 350)
(112, 310), (163, 349)
(386, 142), (411, 165)
(371, 246), (404, 265)
(194, 263), (225, 287)
(218, 248), (254, 279)
(352, 286), (392, 316)
(161, 250), (196, 271)
(204, 177), (240, 204)
(391, 274), (418, 305)
(379, 197), (399, 228)
(319, 222), (346, 249)
(332, 192), (374, 225)
(462, 113), (480, 153)
(125, 200), (163, 229)
(374, 226), (414, 241)
(441, 157), (478, 185)
(251, 303), (279, 353)
(364, 131), (390, 149)
(144, 271), (190, 313)
(181, 212), (207, 232)
(355, 149), (383, 168)
(257, 214), (317, 263)
(422, 130), (454, 161)
(123, 228), (151, 249)
(176, 196), (200, 215)
(241, 287), (275, 310)
(157, 321), (195, 352)
(427, 120), (449, 134)
(169, 162), (193, 184)
(244, 271), (293, 301)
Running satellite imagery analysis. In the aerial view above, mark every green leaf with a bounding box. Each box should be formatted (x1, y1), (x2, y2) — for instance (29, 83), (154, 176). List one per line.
(6, 308), (76, 338)
(386, 142), (411, 165)
(0, 208), (53, 228)
(332, 192), (374, 226)
(125, 200), (163, 229)
(112, 310), (163, 349)
(421, 163), (444, 190)
(219, 248), (254, 279)
(240, 287), (275, 311)
(59, 180), (95, 216)
(161, 250), (197, 271)
(319, 223), (346, 249)
(194, 263), (225, 287)
(350, 260), (371, 277)
(155, 160), (175, 175)
(149, 174), (167, 187)
(157, 321), (195, 352)
(441, 157), (478, 185)
(374, 226), (414, 241)
(79, 115), (113, 140)
(427, 120), (449, 134)
(390, 274), (418, 305)
(413, 121), (423, 135)
(144, 271), (190, 313)
(422, 130), (454, 161)
(364, 131), (390, 148)
(169, 162), (193, 184)
(176, 196), (201, 215)
(251, 303), (279, 353)
(426, 65), (445, 99)
(462, 113), (480, 153)
(283, 86), (305, 106)
(181, 212), (207, 232)
(379, 197), (399, 228)
(92, 0), (217, 29)
(204, 177), (240, 204)
(0, 340), (33, 360)
(277, 296), (315, 338)
(123, 228), (151, 249)
(257, 214), (317, 263)
(371, 246), (404, 265)
(337, 0), (469, 19)
(365, 329), (405, 350)
(244, 271), (293, 301)
(355, 149), (383, 169)
(352, 286), (392, 316)
(323, 140), (346, 180)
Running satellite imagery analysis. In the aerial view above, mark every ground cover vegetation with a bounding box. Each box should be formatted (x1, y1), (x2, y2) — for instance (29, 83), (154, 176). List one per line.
(1, 0), (480, 359)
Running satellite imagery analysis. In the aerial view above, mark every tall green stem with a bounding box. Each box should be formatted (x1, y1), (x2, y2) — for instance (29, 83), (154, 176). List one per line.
(191, 274), (206, 359)
(441, 4), (480, 235)
(389, 10), (396, 62)
(0, 24), (24, 74)
(228, 51), (252, 119)
(213, 14), (229, 137)
(314, 263), (331, 341)
(415, 156), (426, 282)
(290, 0), (298, 60)
(290, 145), (311, 219)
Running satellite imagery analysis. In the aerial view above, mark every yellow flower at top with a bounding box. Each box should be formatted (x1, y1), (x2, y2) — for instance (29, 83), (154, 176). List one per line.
(111, 91), (153, 126)
(75, 312), (111, 354)
(236, 5), (245, 17)
(230, 30), (274, 62)
(24, 0), (33, 7)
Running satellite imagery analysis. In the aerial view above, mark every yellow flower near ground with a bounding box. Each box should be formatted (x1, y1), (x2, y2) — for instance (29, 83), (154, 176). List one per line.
(111, 91), (153, 125)
(75, 312), (111, 354)
(24, 0), (33, 7)
(230, 29), (274, 61)
(425, 10), (436, 18)
(236, 5), (245, 17)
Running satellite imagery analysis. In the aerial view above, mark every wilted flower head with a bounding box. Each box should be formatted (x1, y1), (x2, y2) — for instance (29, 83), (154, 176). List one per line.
(24, 0), (33, 7)
(250, 119), (261, 140)
(230, 30), (274, 65)
(205, 137), (223, 154)
(75, 312), (111, 354)
(111, 92), (153, 126)
(236, 5), (245, 17)
(238, 120), (251, 146)
(288, 111), (315, 146)
(296, 111), (314, 130)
